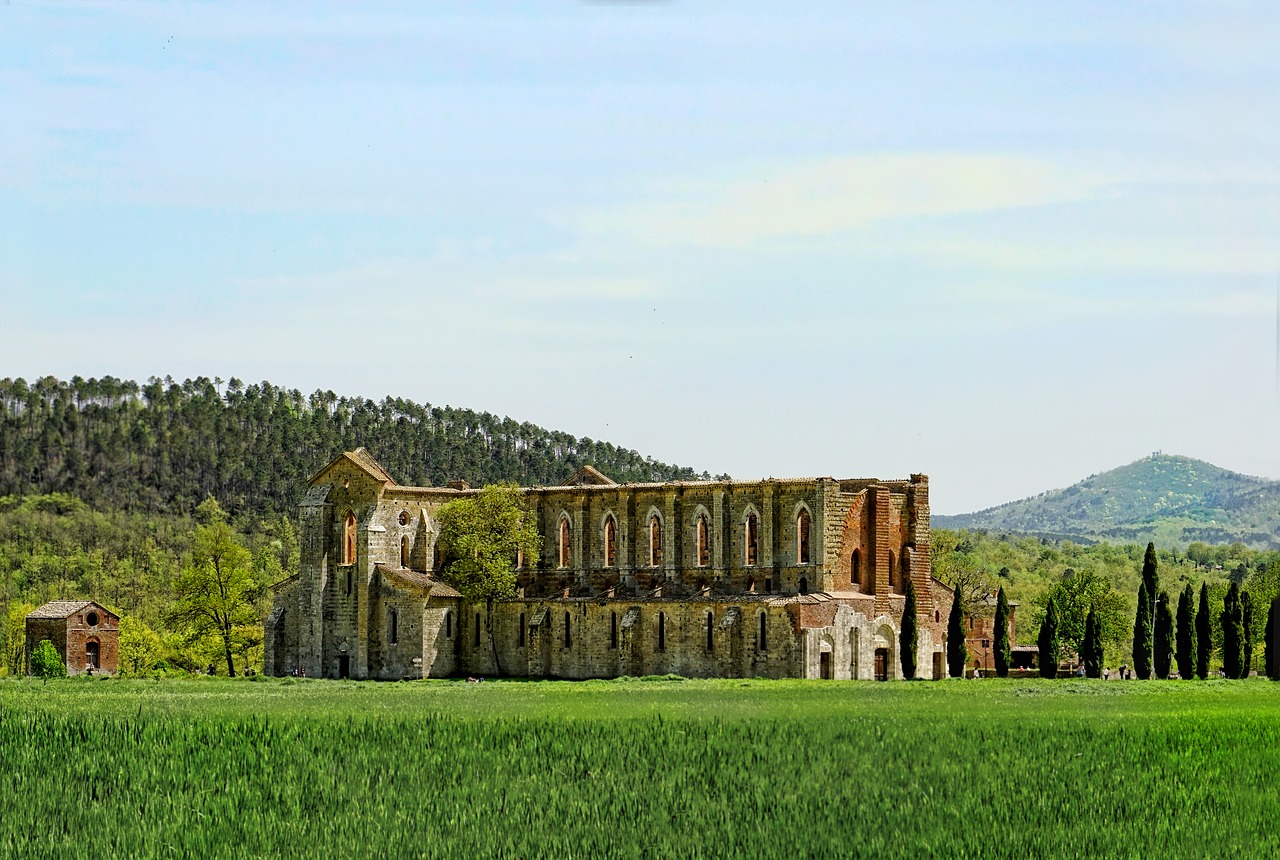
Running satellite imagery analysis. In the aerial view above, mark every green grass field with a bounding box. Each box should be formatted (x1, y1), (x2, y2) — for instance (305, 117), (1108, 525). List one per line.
(2, 676), (1278, 858)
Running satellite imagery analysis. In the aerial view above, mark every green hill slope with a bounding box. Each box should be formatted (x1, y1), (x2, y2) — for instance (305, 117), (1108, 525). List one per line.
(936, 454), (1280, 549)
(0, 375), (713, 518)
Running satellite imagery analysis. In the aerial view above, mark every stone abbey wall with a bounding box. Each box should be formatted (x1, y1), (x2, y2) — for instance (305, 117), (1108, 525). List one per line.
(265, 449), (952, 681)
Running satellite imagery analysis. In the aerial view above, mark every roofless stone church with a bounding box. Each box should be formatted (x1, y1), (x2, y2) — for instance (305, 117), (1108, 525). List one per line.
(265, 449), (956, 680)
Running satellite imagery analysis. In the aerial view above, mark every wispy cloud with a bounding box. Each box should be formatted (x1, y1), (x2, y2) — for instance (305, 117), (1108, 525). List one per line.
(570, 154), (1116, 249)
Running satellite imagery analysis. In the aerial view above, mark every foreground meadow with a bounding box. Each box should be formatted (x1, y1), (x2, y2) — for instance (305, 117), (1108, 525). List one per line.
(2, 677), (1278, 858)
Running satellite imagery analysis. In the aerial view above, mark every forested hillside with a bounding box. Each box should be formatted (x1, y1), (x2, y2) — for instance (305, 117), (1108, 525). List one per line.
(0, 375), (713, 519)
(936, 454), (1280, 549)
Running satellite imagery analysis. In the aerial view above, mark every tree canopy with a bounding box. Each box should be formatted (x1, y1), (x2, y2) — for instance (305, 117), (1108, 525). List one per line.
(436, 484), (541, 602)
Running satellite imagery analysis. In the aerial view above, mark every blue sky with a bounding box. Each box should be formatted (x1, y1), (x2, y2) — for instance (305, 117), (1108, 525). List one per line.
(3, 2), (1278, 514)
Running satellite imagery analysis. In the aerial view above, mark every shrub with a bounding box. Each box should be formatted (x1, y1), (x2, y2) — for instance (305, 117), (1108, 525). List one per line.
(30, 640), (66, 680)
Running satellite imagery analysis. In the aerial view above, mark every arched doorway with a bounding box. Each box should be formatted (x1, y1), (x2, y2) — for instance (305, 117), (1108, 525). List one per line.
(85, 640), (100, 671)
(874, 648), (888, 681)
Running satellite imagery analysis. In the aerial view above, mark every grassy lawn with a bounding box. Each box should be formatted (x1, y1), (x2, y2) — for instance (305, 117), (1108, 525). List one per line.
(2, 676), (1278, 858)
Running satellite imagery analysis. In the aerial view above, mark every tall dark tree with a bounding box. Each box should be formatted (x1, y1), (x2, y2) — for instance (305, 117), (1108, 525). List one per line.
(1038, 596), (1061, 679)
(1153, 590), (1173, 679)
(947, 589), (968, 679)
(1242, 590), (1255, 678)
(1267, 598), (1280, 682)
(899, 578), (918, 680)
(1133, 581), (1152, 680)
(1082, 607), (1102, 678)
(1140, 542), (1158, 669)
(1221, 582), (1243, 679)
(1175, 583), (1195, 680)
(993, 586), (1012, 678)
(1195, 582), (1212, 679)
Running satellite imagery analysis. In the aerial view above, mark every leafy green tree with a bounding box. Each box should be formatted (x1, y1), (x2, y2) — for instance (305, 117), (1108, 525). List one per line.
(1153, 590), (1173, 679)
(1175, 584), (1195, 680)
(2, 601), (36, 677)
(168, 498), (262, 677)
(1221, 582), (1243, 679)
(1038, 596), (1061, 679)
(993, 586), (1011, 678)
(436, 484), (541, 602)
(946, 589), (967, 679)
(1133, 581), (1152, 680)
(30, 639), (65, 680)
(899, 578), (918, 680)
(1196, 582), (1211, 679)
(1035, 567), (1129, 662)
(1082, 607), (1103, 678)
(118, 616), (165, 675)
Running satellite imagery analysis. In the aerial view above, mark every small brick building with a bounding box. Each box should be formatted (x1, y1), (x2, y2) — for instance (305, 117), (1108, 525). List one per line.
(25, 601), (119, 676)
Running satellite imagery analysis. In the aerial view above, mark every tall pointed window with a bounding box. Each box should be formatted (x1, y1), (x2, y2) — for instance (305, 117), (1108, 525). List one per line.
(657, 612), (666, 651)
(705, 612), (714, 651)
(649, 516), (663, 566)
(400, 535), (410, 568)
(758, 612), (767, 652)
(604, 516), (618, 568)
(389, 609), (398, 645)
(558, 518), (572, 568)
(797, 509), (811, 565)
(696, 515), (710, 567)
(851, 549), (861, 587)
(343, 512), (357, 565)
(744, 513), (758, 566)
(564, 611), (572, 649)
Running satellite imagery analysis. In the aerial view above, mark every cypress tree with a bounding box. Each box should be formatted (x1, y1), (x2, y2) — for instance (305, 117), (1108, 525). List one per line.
(1038, 596), (1060, 679)
(1133, 581), (1152, 680)
(946, 590), (968, 679)
(1195, 582), (1211, 679)
(1153, 590), (1173, 679)
(899, 578), (918, 680)
(994, 586), (1012, 678)
(1141, 542), (1159, 602)
(1175, 583), (1195, 680)
(1264, 601), (1274, 680)
(1222, 582), (1242, 679)
(1242, 590), (1254, 678)
(1082, 607), (1102, 678)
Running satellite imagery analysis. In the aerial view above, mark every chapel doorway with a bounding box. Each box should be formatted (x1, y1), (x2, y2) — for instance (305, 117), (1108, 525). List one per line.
(874, 648), (888, 681)
(933, 652), (945, 680)
(337, 655), (350, 679)
(819, 651), (832, 680)
(86, 640), (100, 670)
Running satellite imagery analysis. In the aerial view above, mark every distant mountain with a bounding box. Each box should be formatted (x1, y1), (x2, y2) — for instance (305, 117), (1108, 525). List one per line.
(936, 454), (1280, 549)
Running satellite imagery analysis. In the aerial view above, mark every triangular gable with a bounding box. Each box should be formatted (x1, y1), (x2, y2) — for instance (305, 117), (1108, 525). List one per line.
(563, 465), (616, 486)
(308, 447), (398, 487)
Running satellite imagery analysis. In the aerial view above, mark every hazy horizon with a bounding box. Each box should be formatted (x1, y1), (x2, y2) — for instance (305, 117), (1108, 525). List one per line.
(4, 2), (1278, 515)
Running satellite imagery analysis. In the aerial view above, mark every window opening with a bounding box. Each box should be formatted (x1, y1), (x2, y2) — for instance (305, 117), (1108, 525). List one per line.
(474, 612), (481, 647)
(345, 568), (352, 596)
(343, 512), (357, 565)
(519, 612), (526, 648)
(564, 611), (572, 649)
(558, 518), (572, 568)
(604, 516), (617, 567)
(851, 550), (861, 586)
(799, 576), (809, 595)
(797, 509), (811, 564)
(401, 535), (410, 568)
(764, 577), (773, 594)
(758, 612), (767, 652)
(706, 612), (714, 651)
(657, 612), (666, 651)
(744, 514), (758, 566)
(696, 515), (710, 567)
(389, 609), (398, 645)
(649, 516), (663, 566)
(445, 611), (452, 639)
(610, 611), (618, 649)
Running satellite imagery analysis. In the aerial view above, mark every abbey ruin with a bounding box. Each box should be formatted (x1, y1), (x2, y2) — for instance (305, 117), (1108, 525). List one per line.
(265, 449), (956, 680)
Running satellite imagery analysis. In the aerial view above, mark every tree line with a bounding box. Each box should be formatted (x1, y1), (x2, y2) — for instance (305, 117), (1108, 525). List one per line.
(0, 375), (714, 520)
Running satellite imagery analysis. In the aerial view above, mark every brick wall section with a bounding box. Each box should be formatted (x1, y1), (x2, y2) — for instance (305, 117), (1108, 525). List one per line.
(24, 604), (119, 676)
(266, 451), (946, 680)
